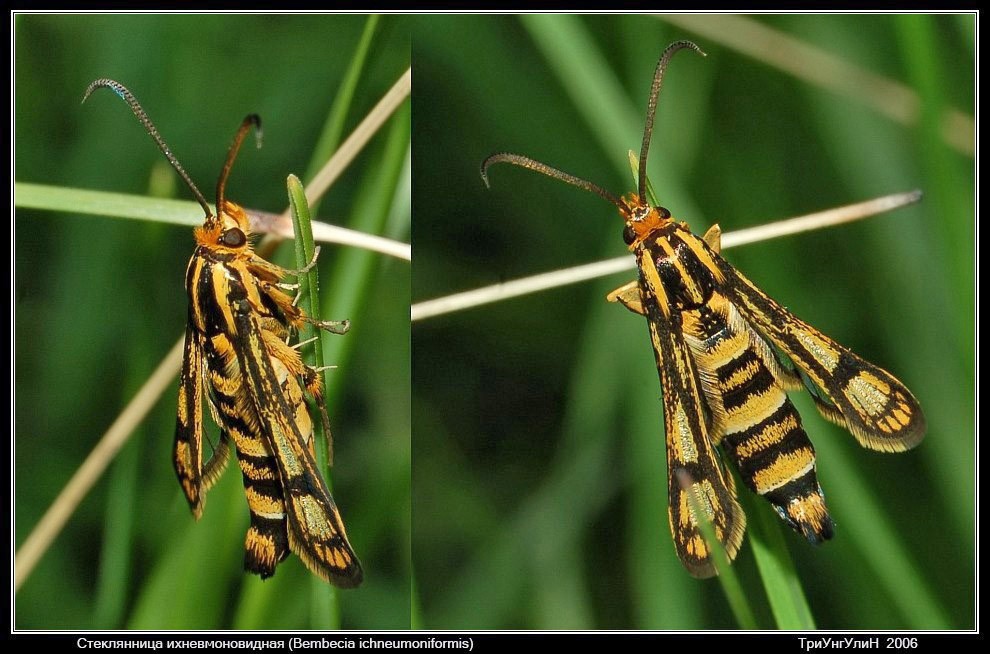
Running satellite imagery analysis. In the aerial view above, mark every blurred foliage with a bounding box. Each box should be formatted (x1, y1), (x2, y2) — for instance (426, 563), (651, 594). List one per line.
(14, 14), (410, 629)
(14, 12), (974, 633)
(411, 14), (973, 629)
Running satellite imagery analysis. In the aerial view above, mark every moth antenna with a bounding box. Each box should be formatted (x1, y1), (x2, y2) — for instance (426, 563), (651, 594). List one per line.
(638, 41), (706, 202)
(215, 114), (262, 228)
(481, 152), (625, 211)
(82, 78), (212, 218)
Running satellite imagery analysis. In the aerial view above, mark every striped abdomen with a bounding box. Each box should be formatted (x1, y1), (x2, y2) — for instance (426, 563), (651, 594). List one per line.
(681, 291), (833, 543)
(202, 330), (293, 577)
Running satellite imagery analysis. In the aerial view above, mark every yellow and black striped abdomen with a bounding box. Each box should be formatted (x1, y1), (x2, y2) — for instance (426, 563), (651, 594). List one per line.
(683, 292), (834, 544)
(202, 331), (292, 578)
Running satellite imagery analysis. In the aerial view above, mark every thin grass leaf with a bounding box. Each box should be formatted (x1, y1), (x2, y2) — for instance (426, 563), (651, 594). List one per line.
(91, 427), (140, 628)
(287, 175), (342, 630)
(410, 573), (422, 629)
(677, 469), (758, 629)
(319, 102), (410, 397)
(231, 93), (409, 630)
(744, 494), (816, 629)
(288, 175), (328, 376)
(16, 183), (409, 259)
(305, 15), (380, 190)
(628, 150), (660, 207)
(815, 434), (951, 628)
(521, 14), (642, 174)
(128, 474), (245, 629)
(226, 59), (408, 630)
(15, 183), (203, 226)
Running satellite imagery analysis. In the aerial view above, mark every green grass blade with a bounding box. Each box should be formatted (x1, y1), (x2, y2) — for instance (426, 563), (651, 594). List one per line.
(319, 102), (410, 383)
(745, 496), (817, 629)
(679, 470), (757, 629)
(410, 573), (422, 629)
(288, 174), (326, 373)
(521, 14), (641, 174)
(90, 429), (140, 628)
(305, 15), (380, 189)
(287, 175), (342, 630)
(15, 183), (202, 225)
(230, 89), (409, 633)
(127, 474), (245, 629)
(818, 441), (950, 628)
(628, 150), (660, 207)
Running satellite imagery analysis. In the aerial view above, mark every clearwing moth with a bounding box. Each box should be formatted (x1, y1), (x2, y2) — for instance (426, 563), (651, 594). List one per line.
(84, 79), (362, 587)
(481, 42), (926, 578)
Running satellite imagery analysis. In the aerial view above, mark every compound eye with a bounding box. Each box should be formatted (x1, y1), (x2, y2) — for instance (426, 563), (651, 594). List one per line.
(220, 228), (247, 248)
(622, 224), (637, 245)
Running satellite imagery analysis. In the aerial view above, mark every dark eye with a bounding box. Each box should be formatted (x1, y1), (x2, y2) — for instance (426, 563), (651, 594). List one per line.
(622, 225), (636, 245)
(220, 228), (246, 248)
(658, 206), (671, 220)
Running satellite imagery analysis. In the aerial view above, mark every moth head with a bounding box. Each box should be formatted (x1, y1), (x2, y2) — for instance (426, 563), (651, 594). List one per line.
(80, 79), (261, 255)
(194, 201), (253, 253)
(620, 194), (673, 248)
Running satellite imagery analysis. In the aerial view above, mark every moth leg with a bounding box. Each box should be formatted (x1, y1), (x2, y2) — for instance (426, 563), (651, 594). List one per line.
(259, 281), (350, 335)
(300, 315), (351, 335)
(288, 245), (322, 276)
(702, 224), (722, 252)
(607, 280), (646, 315)
(292, 335), (320, 350)
(252, 245), (322, 279)
(305, 365), (335, 466)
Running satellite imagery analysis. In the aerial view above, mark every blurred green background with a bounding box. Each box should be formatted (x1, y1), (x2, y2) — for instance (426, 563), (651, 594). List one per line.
(411, 15), (973, 629)
(15, 15), (410, 629)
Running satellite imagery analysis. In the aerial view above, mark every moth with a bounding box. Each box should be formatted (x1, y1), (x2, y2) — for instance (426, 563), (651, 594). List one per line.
(481, 41), (926, 578)
(84, 79), (362, 587)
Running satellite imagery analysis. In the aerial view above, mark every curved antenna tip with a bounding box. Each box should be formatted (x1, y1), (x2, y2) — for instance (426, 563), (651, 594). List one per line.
(245, 114), (264, 148)
(481, 152), (624, 210)
(638, 40), (708, 201)
(669, 40), (708, 58)
(81, 78), (120, 105)
(215, 114), (264, 220)
(83, 78), (212, 216)
(479, 155), (496, 189)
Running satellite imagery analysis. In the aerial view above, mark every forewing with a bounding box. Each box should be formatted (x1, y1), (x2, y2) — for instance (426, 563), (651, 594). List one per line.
(653, 314), (747, 577)
(715, 257), (925, 452)
(232, 298), (363, 587)
(634, 257), (746, 578)
(173, 326), (207, 518)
